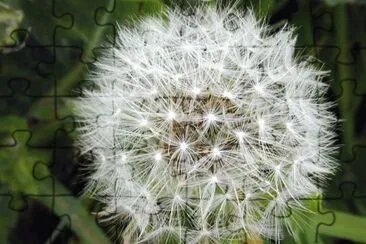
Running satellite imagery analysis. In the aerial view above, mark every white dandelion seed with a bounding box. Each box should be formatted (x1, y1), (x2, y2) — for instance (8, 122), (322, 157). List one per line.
(76, 4), (338, 243)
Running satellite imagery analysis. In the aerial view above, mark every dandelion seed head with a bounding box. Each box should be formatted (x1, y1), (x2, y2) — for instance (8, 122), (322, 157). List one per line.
(76, 4), (338, 243)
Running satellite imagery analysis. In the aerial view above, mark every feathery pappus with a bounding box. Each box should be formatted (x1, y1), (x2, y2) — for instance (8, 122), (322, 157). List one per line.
(75, 4), (338, 243)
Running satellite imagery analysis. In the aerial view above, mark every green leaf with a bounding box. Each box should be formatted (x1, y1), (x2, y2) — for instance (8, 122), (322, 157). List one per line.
(317, 210), (366, 243)
(0, 115), (27, 132)
(0, 129), (50, 193)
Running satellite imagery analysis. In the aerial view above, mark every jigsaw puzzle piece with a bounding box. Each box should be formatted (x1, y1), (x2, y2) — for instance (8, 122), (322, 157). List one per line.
(324, 144), (366, 201)
(337, 78), (366, 151)
(0, 40), (56, 97)
(0, 128), (57, 242)
(51, 144), (85, 195)
(315, 200), (366, 244)
(313, 201), (335, 244)
(16, 0), (117, 102)
(312, 4), (365, 65)
(44, 191), (111, 243)
(47, 0), (166, 100)
(0, 192), (22, 243)
(6, 196), (70, 243)
(31, 0), (116, 85)
(1, 1), (100, 96)
(52, 0), (116, 61)
(0, 0), (72, 75)
(0, 80), (75, 149)
(0, 130), (53, 194)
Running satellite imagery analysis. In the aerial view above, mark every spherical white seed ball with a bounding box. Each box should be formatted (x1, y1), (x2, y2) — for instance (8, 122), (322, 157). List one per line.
(76, 5), (338, 243)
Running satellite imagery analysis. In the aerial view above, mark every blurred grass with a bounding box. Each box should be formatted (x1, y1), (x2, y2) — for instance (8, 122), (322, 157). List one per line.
(1, 0), (366, 243)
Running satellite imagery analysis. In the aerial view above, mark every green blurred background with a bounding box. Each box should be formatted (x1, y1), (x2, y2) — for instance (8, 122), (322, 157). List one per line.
(0, 0), (365, 243)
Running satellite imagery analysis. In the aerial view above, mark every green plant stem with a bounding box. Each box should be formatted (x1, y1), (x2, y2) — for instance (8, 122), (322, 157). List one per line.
(44, 216), (69, 244)
(334, 4), (355, 158)
(292, 0), (314, 50)
(37, 180), (110, 244)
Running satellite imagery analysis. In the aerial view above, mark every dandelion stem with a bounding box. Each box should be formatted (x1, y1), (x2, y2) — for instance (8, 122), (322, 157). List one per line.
(334, 4), (355, 159)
